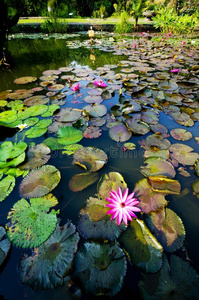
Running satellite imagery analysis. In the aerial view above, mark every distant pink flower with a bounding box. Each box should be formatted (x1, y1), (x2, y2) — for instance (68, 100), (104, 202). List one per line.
(93, 80), (107, 87)
(182, 41), (186, 45)
(106, 187), (141, 225)
(170, 68), (180, 73)
(162, 38), (165, 42)
(133, 43), (137, 48)
(70, 83), (79, 91)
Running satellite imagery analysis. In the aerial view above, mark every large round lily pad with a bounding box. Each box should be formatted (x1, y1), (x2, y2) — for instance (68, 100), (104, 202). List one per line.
(140, 157), (176, 178)
(0, 110), (18, 125)
(119, 219), (163, 273)
(139, 254), (199, 299)
(18, 220), (79, 289)
(145, 208), (185, 252)
(57, 126), (83, 145)
(109, 124), (132, 142)
(55, 108), (81, 122)
(0, 226), (11, 267)
(6, 194), (59, 248)
(169, 143), (199, 166)
(170, 128), (192, 141)
(134, 178), (168, 214)
(74, 242), (127, 296)
(19, 165), (61, 198)
(72, 147), (108, 172)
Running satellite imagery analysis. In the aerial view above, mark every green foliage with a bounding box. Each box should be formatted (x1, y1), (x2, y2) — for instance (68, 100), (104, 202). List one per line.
(114, 10), (132, 33)
(41, 17), (68, 33)
(130, 0), (147, 27)
(152, 8), (197, 34)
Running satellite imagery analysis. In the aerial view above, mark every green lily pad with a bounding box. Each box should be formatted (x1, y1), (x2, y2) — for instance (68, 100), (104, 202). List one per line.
(109, 124), (132, 142)
(169, 143), (199, 165)
(25, 127), (47, 138)
(195, 160), (199, 177)
(123, 142), (136, 150)
(0, 226), (11, 267)
(19, 143), (51, 170)
(34, 119), (52, 128)
(97, 172), (127, 200)
(24, 117), (39, 127)
(72, 147), (108, 172)
(192, 178), (199, 197)
(0, 141), (27, 162)
(145, 208), (185, 252)
(18, 220), (79, 289)
(43, 137), (65, 151)
(19, 165), (61, 198)
(68, 172), (99, 192)
(74, 242), (127, 296)
(119, 219), (163, 273)
(134, 178), (168, 214)
(140, 157), (176, 178)
(0, 100), (7, 107)
(6, 194), (59, 248)
(0, 110), (18, 125)
(62, 144), (83, 155)
(27, 105), (49, 117)
(139, 254), (199, 299)
(57, 126), (83, 145)
(41, 104), (60, 117)
(0, 175), (15, 202)
(78, 196), (125, 240)
(170, 128), (192, 141)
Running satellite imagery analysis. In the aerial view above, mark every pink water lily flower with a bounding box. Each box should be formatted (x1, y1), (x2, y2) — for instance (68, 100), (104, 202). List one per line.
(170, 68), (180, 73)
(71, 83), (79, 91)
(93, 80), (107, 87)
(106, 187), (141, 226)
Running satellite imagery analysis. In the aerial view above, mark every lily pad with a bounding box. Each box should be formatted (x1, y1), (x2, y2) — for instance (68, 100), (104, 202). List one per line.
(68, 173), (99, 192)
(145, 208), (185, 252)
(169, 143), (199, 165)
(83, 126), (102, 139)
(62, 144), (83, 156)
(0, 110), (18, 125)
(195, 160), (199, 177)
(0, 226), (11, 267)
(192, 178), (199, 197)
(83, 104), (107, 117)
(170, 128), (192, 141)
(109, 124), (132, 142)
(97, 172), (127, 200)
(24, 95), (49, 106)
(14, 76), (37, 84)
(6, 194), (59, 248)
(0, 141), (27, 162)
(119, 219), (163, 273)
(57, 126), (83, 145)
(140, 157), (176, 178)
(125, 119), (150, 135)
(74, 242), (127, 296)
(19, 143), (51, 170)
(18, 220), (79, 289)
(43, 137), (65, 151)
(72, 147), (108, 172)
(148, 176), (181, 195)
(19, 165), (61, 198)
(41, 104), (60, 117)
(134, 178), (168, 214)
(0, 175), (15, 202)
(55, 108), (81, 122)
(145, 134), (171, 150)
(139, 254), (199, 299)
(25, 127), (47, 138)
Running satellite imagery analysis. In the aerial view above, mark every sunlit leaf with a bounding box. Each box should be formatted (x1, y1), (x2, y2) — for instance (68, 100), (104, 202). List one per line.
(68, 173), (99, 192)
(0, 175), (15, 202)
(140, 157), (176, 178)
(148, 176), (181, 194)
(57, 126), (83, 145)
(170, 143), (199, 165)
(170, 128), (192, 141)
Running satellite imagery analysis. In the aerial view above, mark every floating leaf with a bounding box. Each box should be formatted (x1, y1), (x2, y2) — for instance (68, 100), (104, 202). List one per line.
(0, 141), (27, 162)
(57, 126), (83, 145)
(25, 127), (47, 138)
(123, 142), (136, 150)
(83, 126), (102, 139)
(41, 104), (60, 117)
(18, 220), (79, 289)
(148, 176), (181, 194)
(0, 175), (15, 202)
(125, 119), (150, 135)
(139, 254), (199, 299)
(146, 134), (171, 150)
(195, 160), (199, 177)
(119, 219), (163, 273)
(72, 147), (108, 172)
(140, 157), (176, 178)
(97, 172), (127, 200)
(109, 124), (132, 142)
(170, 128), (192, 141)
(14, 76), (37, 84)
(62, 144), (83, 156)
(19, 165), (61, 198)
(43, 137), (65, 151)
(55, 108), (81, 122)
(34, 119), (52, 128)
(6, 194), (59, 248)
(169, 143), (199, 165)
(144, 148), (169, 160)
(74, 242), (127, 296)
(68, 173), (99, 192)
(19, 144), (51, 170)
(83, 104), (107, 117)
(192, 178), (199, 197)
(24, 95), (49, 106)
(134, 178), (168, 214)
(0, 110), (17, 125)
(145, 208), (185, 252)
(0, 226), (11, 267)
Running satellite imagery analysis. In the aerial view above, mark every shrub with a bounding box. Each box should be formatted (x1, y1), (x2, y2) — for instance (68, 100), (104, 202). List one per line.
(115, 10), (132, 33)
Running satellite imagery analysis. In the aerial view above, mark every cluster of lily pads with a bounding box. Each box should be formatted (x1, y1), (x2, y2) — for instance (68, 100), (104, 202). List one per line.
(0, 33), (199, 298)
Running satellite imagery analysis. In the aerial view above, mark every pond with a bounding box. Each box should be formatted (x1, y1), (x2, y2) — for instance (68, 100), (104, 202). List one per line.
(0, 32), (199, 300)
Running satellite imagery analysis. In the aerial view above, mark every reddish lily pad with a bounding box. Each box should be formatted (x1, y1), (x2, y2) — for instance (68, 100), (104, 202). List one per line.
(134, 178), (167, 214)
(170, 128), (192, 141)
(109, 124), (132, 142)
(19, 165), (61, 198)
(140, 157), (176, 178)
(145, 208), (185, 252)
(72, 147), (108, 172)
(83, 126), (102, 139)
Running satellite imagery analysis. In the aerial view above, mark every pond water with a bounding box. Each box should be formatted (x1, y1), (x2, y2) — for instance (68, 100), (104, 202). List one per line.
(0, 32), (199, 300)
